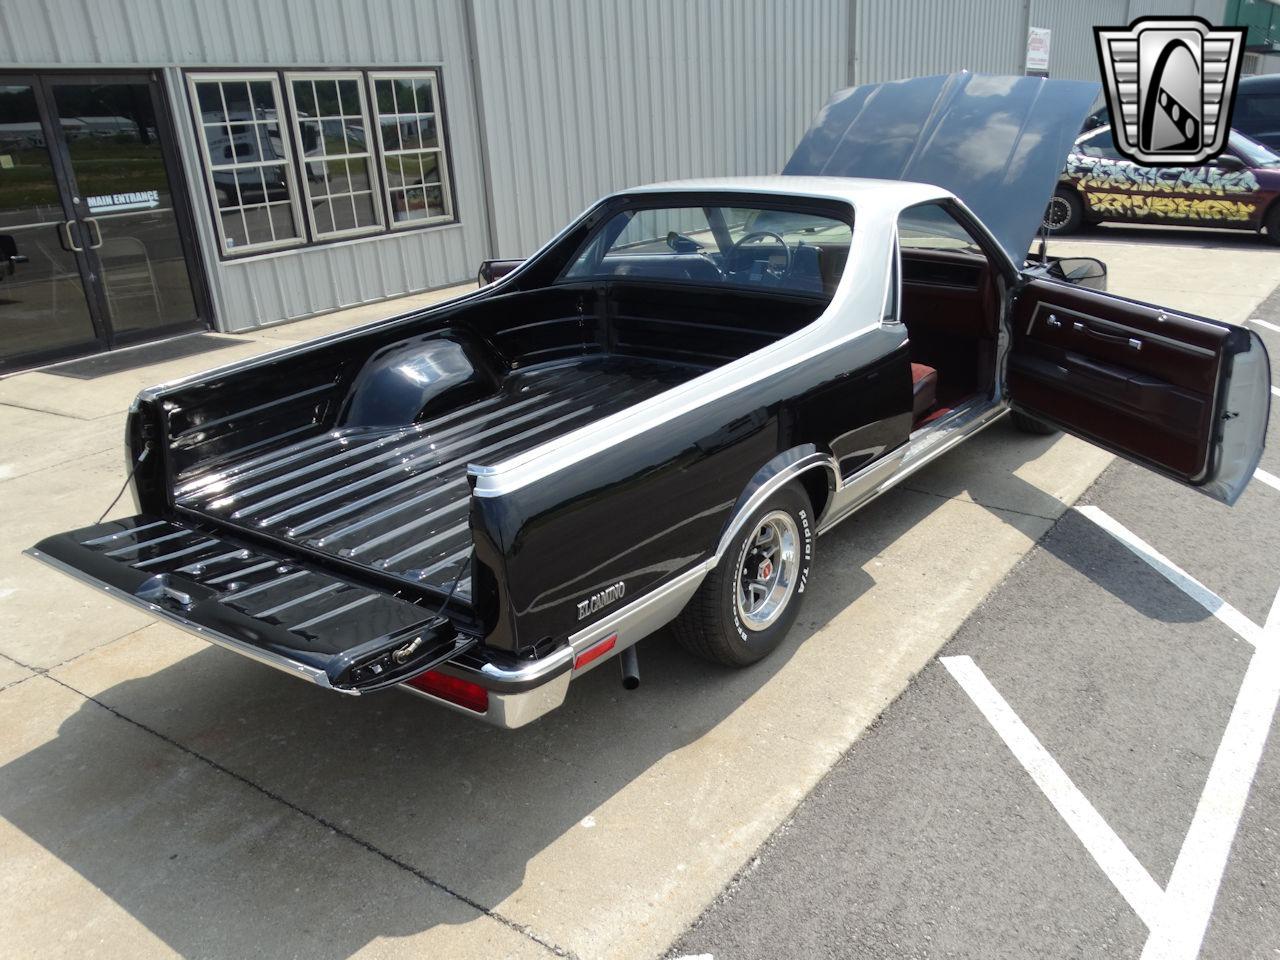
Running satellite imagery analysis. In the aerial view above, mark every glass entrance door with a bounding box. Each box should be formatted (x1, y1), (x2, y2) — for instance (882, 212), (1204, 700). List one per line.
(0, 81), (101, 364)
(0, 74), (205, 372)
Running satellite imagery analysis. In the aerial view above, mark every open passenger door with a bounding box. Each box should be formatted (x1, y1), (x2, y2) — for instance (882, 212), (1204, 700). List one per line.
(1007, 277), (1271, 504)
(28, 515), (471, 693)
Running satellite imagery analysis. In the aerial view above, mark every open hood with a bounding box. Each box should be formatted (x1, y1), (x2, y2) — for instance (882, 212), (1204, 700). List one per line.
(784, 72), (1100, 265)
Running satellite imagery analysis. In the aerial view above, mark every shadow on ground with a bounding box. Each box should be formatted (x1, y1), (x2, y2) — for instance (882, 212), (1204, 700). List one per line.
(0, 422), (1225, 958)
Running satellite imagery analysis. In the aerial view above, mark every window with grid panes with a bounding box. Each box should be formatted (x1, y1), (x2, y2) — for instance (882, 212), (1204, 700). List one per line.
(189, 74), (304, 254)
(287, 73), (383, 238)
(371, 72), (453, 226)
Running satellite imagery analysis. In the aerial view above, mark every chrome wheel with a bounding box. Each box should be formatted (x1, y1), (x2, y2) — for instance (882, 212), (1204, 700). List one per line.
(735, 510), (799, 632)
(1044, 195), (1072, 231)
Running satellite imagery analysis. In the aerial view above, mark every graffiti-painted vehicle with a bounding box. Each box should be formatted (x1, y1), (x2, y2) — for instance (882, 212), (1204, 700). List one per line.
(1043, 124), (1280, 244)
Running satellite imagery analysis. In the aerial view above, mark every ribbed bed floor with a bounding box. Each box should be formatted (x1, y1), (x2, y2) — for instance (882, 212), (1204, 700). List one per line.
(174, 357), (693, 600)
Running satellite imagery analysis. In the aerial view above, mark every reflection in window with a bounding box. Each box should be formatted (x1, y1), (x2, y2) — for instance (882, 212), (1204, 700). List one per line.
(288, 74), (382, 238)
(371, 73), (453, 226)
(563, 205), (850, 297)
(897, 203), (984, 255)
(189, 74), (303, 254)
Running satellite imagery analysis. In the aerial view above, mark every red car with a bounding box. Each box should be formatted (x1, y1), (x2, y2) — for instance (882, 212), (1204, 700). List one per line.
(1044, 124), (1280, 245)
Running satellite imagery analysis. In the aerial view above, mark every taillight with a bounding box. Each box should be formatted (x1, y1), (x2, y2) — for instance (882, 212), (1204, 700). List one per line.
(405, 670), (489, 713)
(574, 634), (617, 670)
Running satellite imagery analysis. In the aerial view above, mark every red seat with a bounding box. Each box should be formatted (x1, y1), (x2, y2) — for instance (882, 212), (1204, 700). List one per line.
(911, 362), (938, 423)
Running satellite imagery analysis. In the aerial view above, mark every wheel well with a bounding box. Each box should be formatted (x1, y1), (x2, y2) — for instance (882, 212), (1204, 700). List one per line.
(1263, 195), (1280, 231)
(797, 464), (834, 521)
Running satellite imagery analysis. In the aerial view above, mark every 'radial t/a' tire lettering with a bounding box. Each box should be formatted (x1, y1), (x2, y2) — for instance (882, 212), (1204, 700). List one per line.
(673, 482), (815, 667)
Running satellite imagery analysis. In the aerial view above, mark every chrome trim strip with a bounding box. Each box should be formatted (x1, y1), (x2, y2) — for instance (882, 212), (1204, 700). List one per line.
(711, 451), (838, 563)
(818, 399), (1008, 534)
(568, 563), (710, 660)
(24, 547), (358, 696)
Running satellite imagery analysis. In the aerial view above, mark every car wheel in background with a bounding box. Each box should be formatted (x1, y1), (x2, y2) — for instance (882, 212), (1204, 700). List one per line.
(1042, 188), (1084, 235)
(1264, 203), (1280, 247)
(673, 483), (815, 667)
(1011, 410), (1059, 435)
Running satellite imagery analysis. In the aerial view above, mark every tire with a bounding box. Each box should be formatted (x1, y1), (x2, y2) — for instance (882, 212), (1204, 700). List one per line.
(673, 483), (815, 667)
(1011, 410), (1058, 436)
(1264, 203), (1280, 247)
(1042, 188), (1083, 236)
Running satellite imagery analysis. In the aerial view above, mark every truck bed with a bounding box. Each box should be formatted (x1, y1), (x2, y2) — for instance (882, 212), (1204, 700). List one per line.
(174, 356), (693, 600)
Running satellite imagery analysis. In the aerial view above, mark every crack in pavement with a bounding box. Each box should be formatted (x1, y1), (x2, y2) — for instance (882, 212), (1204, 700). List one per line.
(36, 671), (577, 959)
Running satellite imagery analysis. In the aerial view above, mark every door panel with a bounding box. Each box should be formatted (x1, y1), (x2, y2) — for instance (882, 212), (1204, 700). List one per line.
(49, 80), (201, 340)
(0, 80), (101, 368)
(1008, 277), (1270, 503)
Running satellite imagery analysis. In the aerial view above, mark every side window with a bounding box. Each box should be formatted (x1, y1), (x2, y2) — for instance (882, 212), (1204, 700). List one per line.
(897, 203), (986, 258)
(1077, 128), (1125, 161)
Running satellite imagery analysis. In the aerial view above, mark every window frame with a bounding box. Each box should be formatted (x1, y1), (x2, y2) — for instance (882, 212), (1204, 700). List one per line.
(283, 70), (385, 241)
(186, 71), (308, 258)
(367, 69), (456, 231)
(184, 66), (461, 263)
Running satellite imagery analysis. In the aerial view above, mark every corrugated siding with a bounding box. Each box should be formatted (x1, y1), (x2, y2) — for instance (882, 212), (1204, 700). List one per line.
(854, 0), (1024, 84)
(0, 0), (490, 331)
(470, 0), (851, 258)
(1026, 0), (1126, 80)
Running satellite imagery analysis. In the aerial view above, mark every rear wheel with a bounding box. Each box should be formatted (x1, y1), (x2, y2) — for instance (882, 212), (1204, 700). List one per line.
(1042, 188), (1083, 236)
(1011, 410), (1058, 435)
(673, 483), (815, 667)
(1264, 203), (1280, 247)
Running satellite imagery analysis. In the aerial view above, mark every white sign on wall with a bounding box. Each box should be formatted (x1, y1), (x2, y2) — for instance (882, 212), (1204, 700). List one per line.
(1026, 26), (1051, 75)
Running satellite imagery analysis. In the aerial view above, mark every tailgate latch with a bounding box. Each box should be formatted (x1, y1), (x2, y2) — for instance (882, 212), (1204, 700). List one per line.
(135, 573), (202, 609)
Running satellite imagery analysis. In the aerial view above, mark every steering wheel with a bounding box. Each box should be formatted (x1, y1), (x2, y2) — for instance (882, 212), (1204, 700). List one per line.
(725, 230), (792, 280)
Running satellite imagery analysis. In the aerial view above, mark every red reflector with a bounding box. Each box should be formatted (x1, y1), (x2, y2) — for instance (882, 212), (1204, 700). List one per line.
(405, 670), (489, 713)
(574, 634), (617, 670)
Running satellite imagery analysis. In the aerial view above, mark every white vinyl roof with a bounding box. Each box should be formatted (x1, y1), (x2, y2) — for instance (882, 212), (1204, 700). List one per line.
(618, 175), (954, 216)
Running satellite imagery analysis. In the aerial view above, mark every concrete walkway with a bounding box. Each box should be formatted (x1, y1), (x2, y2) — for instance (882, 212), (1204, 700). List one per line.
(1, 238), (1277, 959)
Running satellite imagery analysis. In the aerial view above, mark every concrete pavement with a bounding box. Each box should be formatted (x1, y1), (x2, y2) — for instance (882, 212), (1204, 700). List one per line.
(1, 235), (1277, 958)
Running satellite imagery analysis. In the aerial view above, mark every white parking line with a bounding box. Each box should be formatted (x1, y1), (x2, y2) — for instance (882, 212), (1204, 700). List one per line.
(1256, 468), (1280, 493)
(949, 506), (1280, 960)
(1248, 317), (1280, 334)
(1140, 587), (1280, 960)
(1075, 505), (1263, 647)
(941, 655), (1165, 928)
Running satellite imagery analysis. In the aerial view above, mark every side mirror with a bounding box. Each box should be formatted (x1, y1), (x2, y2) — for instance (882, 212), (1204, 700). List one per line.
(1051, 256), (1107, 291)
(476, 258), (521, 287)
(1211, 154), (1245, 171)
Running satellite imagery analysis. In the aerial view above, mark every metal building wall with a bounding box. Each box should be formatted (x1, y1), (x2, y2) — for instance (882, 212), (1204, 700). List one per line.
(0, 0), (491, 332)
(852, 0), (1025, 84)
(468, 0), (852, 258)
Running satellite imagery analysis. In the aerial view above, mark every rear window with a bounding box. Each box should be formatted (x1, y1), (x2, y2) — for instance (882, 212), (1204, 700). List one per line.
(562, 203), (852, 298)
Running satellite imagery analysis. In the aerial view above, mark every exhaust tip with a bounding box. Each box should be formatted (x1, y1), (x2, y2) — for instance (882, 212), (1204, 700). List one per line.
(619, 644), (639, 690)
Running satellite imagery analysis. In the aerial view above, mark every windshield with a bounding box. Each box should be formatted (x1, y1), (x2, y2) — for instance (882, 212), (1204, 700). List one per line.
(1229, 131), (1280, 168)
(562, 203), (853, 299)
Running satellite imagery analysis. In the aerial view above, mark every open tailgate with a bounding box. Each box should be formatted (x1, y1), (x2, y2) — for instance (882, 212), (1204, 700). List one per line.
(28, 515), (471, 694)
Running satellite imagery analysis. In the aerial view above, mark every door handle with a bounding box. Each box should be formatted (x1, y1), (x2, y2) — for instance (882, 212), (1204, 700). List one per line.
(1071, 320), (1142, 350)
(61, 220), (83, 252)
(83, 217), (104, 249)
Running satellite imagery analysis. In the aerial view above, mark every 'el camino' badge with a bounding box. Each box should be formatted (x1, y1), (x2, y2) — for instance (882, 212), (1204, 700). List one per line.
(577, 581), (625, 621)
